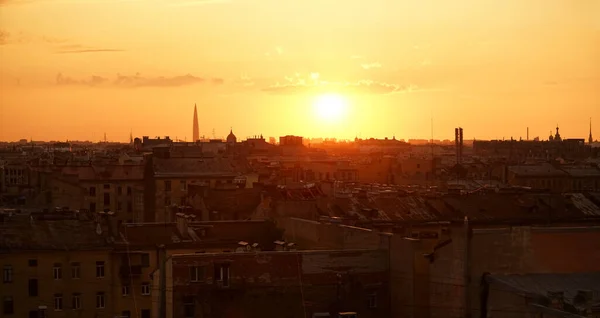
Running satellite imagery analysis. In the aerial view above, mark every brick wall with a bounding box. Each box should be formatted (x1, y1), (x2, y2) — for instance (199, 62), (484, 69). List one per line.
(425, 225), (600, 318)
(168, 249), (389, 318)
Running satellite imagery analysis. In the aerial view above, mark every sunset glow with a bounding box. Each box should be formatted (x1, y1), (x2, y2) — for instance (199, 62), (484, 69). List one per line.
(313, 94), (347, 122)
(0, 0), (598, 141)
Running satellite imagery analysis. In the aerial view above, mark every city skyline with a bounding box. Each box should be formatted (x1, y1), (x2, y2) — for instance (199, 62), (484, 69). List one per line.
(1, 0), (599, 141)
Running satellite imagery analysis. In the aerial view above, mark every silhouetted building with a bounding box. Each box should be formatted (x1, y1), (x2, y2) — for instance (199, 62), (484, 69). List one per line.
(226, 128), (237, 144)
(193, 104), (199, 142)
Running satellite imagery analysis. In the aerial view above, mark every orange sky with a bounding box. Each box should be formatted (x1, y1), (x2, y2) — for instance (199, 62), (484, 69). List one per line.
(1, 0), (599, 142)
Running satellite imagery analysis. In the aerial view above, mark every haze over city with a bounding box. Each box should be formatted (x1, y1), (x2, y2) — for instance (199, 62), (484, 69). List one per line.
(1, 0), (599, 142)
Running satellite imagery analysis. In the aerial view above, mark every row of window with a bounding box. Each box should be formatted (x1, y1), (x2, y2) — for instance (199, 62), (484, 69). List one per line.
(3, 262), (105, 283)
(122, 283), (151, 296)
(89, 185), (133, 196)
(2, 292), (105, 315)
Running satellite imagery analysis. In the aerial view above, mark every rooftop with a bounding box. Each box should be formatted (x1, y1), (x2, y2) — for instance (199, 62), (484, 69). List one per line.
(0, 216), (110, 251)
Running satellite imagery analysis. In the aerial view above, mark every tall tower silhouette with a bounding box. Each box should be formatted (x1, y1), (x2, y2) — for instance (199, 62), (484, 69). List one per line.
(193, 104), (199, 142)
(590, 118), (594, 144)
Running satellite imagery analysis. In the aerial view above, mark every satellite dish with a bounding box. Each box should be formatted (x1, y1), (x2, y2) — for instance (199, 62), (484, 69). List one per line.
(96, 223), (102, 235)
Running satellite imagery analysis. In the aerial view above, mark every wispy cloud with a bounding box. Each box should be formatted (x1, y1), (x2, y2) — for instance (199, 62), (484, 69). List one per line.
(55, 43), (123, 54)
(56, 48), (124, 54)
(56, 72), (223, 88)
(0, 29), (68, 45)
(262, 74), (418, 95)
(0, 29), (121, 54)
(361, 62), (382, 70)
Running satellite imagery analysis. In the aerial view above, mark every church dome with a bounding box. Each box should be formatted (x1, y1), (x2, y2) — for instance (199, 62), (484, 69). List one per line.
(227, 129), (237, 143)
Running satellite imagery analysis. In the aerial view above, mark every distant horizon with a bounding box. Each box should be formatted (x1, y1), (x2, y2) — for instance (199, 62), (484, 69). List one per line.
(1, 0), (598, 142)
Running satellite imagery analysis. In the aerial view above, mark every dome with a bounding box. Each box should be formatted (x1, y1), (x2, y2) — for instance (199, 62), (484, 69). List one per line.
(227, 128), (237, 143)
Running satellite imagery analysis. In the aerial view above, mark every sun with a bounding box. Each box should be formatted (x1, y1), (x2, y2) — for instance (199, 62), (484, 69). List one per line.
(313, 94), (348, 121)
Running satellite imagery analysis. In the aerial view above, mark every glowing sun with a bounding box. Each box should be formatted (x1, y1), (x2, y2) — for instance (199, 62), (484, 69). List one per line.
(313, 94), (348, 121)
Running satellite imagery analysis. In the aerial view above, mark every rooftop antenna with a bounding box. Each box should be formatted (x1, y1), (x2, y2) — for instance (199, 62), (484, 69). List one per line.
(104, 132), (107, 143)
(212, 128), (216, 139)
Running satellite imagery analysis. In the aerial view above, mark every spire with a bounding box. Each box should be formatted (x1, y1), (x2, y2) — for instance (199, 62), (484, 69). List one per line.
(590, 117), (594, 144)
(193, 104), (199, 142)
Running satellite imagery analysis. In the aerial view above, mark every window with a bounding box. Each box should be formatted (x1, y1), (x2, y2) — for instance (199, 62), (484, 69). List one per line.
(96, 292), (105, 309)
(141, 254), (150, 267)
(164, 180), (171, 191)
(38, 309), (47, 318)
(53, 263), (62, 280)
(183, 296), (195, 318)
(54, 294), (63, 311)
(141, 283), (151, 295)
(28, 279), (38, 297)
(71, 262), (80, 279)
(28, 259), (38, 267)
(368, 293), (378, 309)
(141, 309), (151, 318)
(89, 186), (96, 196)
(122, 311), (131, 318)
(3, 297), (14, 315)
(127, 202), (133, 213)
(190, 266), (205, 282)
(164, 196), (171, 206)
(180, 180), (187, 191)
(122, 285), (129, 296)
(90, 202), (96, 213)
(117, 186), (122, 195)
(3, 265), (12, 283)
(127, 186), (132, 196)
(72, 293), (81, 310)
(117, 201), (122, 211)
(215, 264), (230, 288)
(103, 193), (110, 206)
(96, 261), (105, 278)
(103, 184), (110, 189)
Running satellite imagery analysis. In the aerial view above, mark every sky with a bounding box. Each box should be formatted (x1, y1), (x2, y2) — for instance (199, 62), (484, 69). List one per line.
(1, 0), (599, 142)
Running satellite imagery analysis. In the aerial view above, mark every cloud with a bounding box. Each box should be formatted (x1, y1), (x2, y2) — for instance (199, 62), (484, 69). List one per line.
(262, 75), (418, 95)
(54, 44), (123, 54)
(57, 48), (124, 54)
(361, 62), (382, 70)
(235, 74), (255, 87)
(55, 72), (223, 88)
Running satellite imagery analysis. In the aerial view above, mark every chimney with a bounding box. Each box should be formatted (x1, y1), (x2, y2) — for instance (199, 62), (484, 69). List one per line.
(574, 290), (593, 315)
(547, 291), (565, 311)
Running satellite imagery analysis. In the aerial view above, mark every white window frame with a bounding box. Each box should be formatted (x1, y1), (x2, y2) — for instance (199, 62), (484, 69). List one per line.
(71, 263), (80, 279)
(122, 285), (130, 296)
(2, 265), (12, 283)
(53, 265), (62, 280)
(72, 293), (81, 310)
(190, 266), (204, 282)
(141, 283), (151, 296)
(216, 265), (230, 287)
(96, 292), (105, 309)
(96, 261), (105, 278)
(54, 294), (63, 311)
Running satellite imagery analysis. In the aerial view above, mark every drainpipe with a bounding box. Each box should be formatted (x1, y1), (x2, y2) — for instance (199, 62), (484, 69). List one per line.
(464, 217), (472, 318)
(158, 244), (167, 318)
